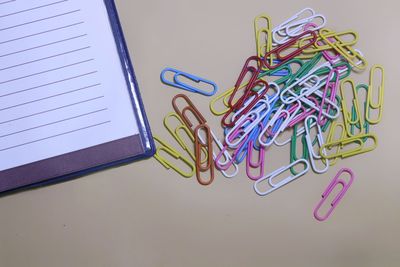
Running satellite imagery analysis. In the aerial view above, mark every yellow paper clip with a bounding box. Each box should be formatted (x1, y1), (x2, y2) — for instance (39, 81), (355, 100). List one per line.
(325, 121), (346, 165)
(164, 113), (196, 160)
(301, 29), (358, 54)
(319, 28), (367, 70)
(366, 65), (385, 124)
(254, 14), (273, 66)
(320, 133), (378, 159)
(209, 82), (250, 116)
(164, 113), (208, 163)
(209, 87), (235, 116)
(340, 79), (364, 136)
(153, 136), (195, 178)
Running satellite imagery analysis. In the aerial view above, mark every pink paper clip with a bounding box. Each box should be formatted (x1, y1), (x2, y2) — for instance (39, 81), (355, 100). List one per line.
(304, 22), (342, 65)
(288, 101), (318, 128)
(320, 39), (341, 64)
(215, 126), (250, 171)
(215, 140), (248, 171)
(314, 168), (355, 221)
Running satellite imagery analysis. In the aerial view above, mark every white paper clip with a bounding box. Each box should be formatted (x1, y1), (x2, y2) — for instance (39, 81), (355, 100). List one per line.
(254, 159), (310, 196)
(304, 115), (329, 173)
(272, 8), (326, 45)
(258, 104), (291, 147)
(206, 130), (239, 178)
(225, 98), (272, 148)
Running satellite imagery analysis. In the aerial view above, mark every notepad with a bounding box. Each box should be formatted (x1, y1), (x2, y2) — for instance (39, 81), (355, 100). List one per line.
(0, 0), (155, 194)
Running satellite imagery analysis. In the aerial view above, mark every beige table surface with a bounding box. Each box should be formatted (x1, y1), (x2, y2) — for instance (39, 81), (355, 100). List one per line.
(1, 0), (400, 266)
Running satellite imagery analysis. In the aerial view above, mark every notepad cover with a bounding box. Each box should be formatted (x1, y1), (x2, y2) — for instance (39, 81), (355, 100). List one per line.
(0, 0), (155, 194)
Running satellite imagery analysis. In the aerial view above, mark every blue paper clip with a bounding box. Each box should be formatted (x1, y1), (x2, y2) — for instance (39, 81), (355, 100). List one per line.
(161, 68), (218, 96)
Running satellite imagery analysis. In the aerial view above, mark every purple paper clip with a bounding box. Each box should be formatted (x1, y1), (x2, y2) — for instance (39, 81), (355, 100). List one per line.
(314, 168), (355, 221)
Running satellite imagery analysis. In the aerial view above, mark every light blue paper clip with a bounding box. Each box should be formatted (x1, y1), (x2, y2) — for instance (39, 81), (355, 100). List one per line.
(160, 68), (218, 96)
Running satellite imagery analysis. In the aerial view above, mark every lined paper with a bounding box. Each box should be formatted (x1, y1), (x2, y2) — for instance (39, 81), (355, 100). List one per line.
(0, 0), (139, 171)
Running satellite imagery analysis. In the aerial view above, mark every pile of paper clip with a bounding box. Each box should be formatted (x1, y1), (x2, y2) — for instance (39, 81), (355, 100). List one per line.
(155, 8), (385, 221)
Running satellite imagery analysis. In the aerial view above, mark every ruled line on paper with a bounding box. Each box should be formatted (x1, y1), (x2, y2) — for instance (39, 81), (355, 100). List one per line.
(0, 121), (112, 152)
(0, 96), (105, 125)
(0, 46), (91, 71)
(0, 1), (68, 19)
(0, 108), (108, 138)
(0, 22), (84, 45)
(0, 84), (101, 111)
(0, 34), (88, 58)
(0, 59), (94, 85)
(0, 9), (81, 32)
(0, 0), (16, 5)
(0, 71), (98, 97)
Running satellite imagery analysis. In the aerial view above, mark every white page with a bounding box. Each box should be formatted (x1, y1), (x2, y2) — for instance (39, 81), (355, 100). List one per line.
(0, 0), (140, 171)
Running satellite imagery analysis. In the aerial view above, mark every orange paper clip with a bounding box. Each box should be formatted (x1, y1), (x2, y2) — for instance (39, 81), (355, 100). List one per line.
(194, 124), (215, 186)
(172, 94), (207, 133)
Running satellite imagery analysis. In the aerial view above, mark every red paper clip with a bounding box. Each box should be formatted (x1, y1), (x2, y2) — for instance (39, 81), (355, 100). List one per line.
(194, 124), (214, 186)
(263, 30), (317, 69)
(222, 80), (269, 128)
(228, 56), (263, 108)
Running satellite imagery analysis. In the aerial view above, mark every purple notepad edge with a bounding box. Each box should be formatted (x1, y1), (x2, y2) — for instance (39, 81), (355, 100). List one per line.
(0, 135), (143, 193)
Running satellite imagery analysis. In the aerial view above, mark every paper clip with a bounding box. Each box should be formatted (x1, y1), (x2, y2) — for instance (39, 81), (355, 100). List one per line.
(319, 28), (367, 70)
(301, 94), (340, 122)
(194, 124), (214, 186)
(317, 68), (340, 126)
(304, 115), (329, 174)
(281, 61), (333, 102)
(246, 123), (266, 180)
(324, 121), (346, 166)
(314, 168), (355, 221)
(172, 94), (207, 133)
(254, 14), (273, 64)
(215, 132), (250, 171)
(163, 112), (197, 161)
(301, 29), (358, 54)
(264, 30), (318, 69)
(350, 84), (370, 138)
(228, 56), (263, 108)
(259, 105), (291, 147)
(366, 65), (385, 124)
(254, 159), (310, 196)
(206, 131), (239, 178)
(153, 136), (195, 178)
(320, 133), (378, 159)
(222, 80), (269, 127)
(210, 87), (235, 116)
(209, 69), (280, 117)
(272, 8), (326, 45)
(161, 68), (218, 96)
(290, 124), (310, 175)
(340, 79), (364, 136)
(225, 116), (255, 148)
